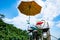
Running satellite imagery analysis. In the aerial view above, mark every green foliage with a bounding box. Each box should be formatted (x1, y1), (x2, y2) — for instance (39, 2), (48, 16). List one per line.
(0, 19), (29, 40)
(0, 14), (5, 19)
(37, 29), (42, 37)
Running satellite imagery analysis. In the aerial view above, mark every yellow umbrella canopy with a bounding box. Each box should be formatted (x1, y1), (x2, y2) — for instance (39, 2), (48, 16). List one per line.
(18, 1), (42, 16)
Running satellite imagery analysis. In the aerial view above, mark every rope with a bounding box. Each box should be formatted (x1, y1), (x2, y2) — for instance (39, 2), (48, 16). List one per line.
(47, 35), (58, 40)
(50, 35), (58, 40)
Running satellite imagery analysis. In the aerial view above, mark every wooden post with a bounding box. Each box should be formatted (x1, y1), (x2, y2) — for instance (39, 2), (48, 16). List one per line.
(47, 30), (51, 40)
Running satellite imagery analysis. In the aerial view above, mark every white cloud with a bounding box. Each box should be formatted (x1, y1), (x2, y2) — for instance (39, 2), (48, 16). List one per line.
(42, 0), (60, 20)
(55, 21), (60, 28)
(3, 0), (60, 30)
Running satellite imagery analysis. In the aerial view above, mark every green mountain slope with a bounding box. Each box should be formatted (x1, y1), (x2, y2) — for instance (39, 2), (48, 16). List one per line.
(0, 19), (29, 40)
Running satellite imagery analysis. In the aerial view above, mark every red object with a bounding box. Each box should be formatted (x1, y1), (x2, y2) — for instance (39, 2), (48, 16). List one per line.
(36, 21), (43, 25)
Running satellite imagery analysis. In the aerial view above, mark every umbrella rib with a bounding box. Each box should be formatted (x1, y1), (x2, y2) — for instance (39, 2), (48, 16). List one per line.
(30, 6), (40, 15)
(32, 5), (40, 13)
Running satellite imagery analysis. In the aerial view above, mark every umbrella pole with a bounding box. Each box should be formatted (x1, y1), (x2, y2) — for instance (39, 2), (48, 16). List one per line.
(29, 16), (30, 23)
(27, 16), (30, 29)
(28, 16), (30, 27)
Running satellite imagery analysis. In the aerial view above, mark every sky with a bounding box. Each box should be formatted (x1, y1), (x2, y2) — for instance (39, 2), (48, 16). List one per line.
(0, 0), (60, 40)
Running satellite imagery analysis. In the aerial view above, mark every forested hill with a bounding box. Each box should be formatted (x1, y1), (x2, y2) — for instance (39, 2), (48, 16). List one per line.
(0, 18), (29, 40)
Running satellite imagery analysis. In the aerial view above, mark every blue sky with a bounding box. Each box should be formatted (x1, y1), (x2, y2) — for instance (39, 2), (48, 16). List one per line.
(0, 0), (60, 40)
(0, 0), (19, 19)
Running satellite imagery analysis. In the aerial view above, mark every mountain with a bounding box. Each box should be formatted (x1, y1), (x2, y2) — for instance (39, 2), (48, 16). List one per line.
(0, 18), (29, 40)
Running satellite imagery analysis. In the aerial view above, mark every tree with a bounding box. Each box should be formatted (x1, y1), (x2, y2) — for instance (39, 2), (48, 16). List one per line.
(0, 14), (29, 40)
(0, 14), (5, 19)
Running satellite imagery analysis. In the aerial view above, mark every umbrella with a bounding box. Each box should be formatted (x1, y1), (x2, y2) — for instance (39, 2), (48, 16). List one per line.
(18, 1), (42, 16)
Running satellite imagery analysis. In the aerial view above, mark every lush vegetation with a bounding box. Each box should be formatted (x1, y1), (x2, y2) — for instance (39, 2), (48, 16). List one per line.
(0, 14), (47, 40)
(0, 14), (29, 40)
